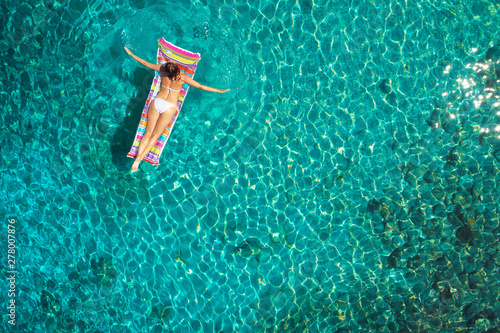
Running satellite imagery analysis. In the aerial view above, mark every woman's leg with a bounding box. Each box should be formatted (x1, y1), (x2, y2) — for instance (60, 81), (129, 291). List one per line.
(132, 107), (176, 172)
(132, 102), (160, 172)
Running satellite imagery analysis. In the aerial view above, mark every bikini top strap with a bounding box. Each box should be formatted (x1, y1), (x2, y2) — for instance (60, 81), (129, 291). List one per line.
(161, 84), (181, 92)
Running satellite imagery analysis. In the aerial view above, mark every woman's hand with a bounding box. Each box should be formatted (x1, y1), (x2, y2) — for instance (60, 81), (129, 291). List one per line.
(124, 46), (133, 56)
(217, 89), (230, 93)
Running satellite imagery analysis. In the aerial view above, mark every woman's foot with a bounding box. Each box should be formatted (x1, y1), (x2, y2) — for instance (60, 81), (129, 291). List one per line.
(131, 160), (141, 172)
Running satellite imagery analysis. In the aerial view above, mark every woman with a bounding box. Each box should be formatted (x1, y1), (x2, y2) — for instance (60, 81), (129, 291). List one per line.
(124, 46), (230, 172)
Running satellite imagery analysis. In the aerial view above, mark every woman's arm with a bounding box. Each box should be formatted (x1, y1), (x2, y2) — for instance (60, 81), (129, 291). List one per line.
(124, 46), (161, 72)
(183, 74), (230, 93)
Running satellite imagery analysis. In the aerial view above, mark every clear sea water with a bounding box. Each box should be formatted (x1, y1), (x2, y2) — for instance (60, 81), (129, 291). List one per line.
(2, 0), (500, 332)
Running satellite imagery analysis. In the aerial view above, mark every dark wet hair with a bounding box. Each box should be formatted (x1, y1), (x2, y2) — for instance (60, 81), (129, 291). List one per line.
(159, 62), (180, 81)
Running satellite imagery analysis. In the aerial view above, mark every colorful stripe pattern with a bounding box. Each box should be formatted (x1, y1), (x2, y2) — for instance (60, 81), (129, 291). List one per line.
(127, 38), (201, 165)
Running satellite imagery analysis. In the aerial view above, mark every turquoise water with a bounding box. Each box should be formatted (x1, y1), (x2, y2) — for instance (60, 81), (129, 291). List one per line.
(2, 0), (500, 332)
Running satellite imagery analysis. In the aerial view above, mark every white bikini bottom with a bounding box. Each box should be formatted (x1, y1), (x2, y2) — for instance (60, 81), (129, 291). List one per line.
(154, 98), (177, 114)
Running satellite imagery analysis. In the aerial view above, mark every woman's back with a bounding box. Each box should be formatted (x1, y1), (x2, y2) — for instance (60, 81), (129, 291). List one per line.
(157, 75), (184, 103)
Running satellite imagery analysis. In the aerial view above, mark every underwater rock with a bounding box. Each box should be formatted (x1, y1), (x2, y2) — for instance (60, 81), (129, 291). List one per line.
(493, 149), (500, 162)
(404, 170), (418, 187)
(485, 136), (500, 149)
(485, 46), (500, 60)
(410, 208), (426, 226)
(387, 248), (401, 268)
(378, 78), (392, 94)
(373, 218), (385, 233)
(235, 238), (262, 259)
(445, 146), (462, 164)
(426, 108), (442, 128)
(423, 171), (436, 183)
(456, 225), (473, 243)
(40, 290), (62, 315)
(442, 118), (459, 134)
